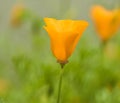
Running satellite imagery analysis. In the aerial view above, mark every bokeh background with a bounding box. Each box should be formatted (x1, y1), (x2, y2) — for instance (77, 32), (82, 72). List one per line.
(0, 0), (120, 103)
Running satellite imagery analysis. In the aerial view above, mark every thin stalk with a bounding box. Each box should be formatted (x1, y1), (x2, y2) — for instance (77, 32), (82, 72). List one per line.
(57, 69), (64, 103)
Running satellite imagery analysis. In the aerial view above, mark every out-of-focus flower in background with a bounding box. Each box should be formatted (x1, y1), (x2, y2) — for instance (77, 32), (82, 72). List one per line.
(10, 4), (26, 27)
(44, 18), (88, 67)
(91, 5), (120, 42)
(0, 79), (9, 96)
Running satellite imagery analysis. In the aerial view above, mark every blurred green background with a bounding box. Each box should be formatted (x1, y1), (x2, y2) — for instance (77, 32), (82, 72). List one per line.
(0, 0), (120, 103)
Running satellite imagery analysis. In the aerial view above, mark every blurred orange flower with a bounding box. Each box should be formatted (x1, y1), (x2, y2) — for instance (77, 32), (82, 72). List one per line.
(91, 5), (120, 41)
(44, 18), (88, 65)
(0, 79), (9, 95)
(10, 4), (25, 27)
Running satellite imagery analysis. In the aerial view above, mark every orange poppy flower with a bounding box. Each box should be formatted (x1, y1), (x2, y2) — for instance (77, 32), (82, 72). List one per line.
(10, 4), (25, 27)
(91, 5), (120, 41)
(44, 18), (88, 66)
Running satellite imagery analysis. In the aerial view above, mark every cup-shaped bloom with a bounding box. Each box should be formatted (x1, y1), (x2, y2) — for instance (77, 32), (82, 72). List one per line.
(10, 4), (25, 27)
(44, 18), (88, 64)
(91, 5), (120, 41)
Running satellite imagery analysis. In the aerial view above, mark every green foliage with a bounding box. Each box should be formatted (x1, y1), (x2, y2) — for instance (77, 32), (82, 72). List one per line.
(1, 29), (120, 103)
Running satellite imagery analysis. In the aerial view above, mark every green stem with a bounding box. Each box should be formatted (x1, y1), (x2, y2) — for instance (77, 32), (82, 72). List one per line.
(57, 69), (64, 103)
